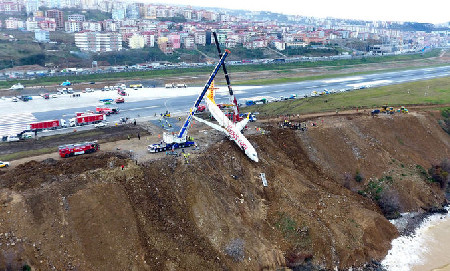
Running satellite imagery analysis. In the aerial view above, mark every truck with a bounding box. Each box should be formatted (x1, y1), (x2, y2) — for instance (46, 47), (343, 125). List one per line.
(148, 48), (230, 153)
(165, 83), (175, 88)
(69, 114), (104, 127)
(196, 104), (206, 113)
(95, 107), (119, 116)
(20, 96), (32, 102)
(176, 83), (187, 88)
(130, 84), (142, 89)
(58, 141), (99, 158)
(28, 119), (61, 131)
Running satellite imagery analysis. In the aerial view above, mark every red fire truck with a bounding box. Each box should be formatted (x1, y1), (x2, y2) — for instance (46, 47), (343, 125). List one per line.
(58, 141), (99, 158)
(96, 107), (119, 115)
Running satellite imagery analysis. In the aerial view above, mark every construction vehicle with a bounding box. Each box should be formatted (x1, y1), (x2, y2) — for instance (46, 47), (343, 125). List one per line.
(281, 119), (308, 131)
(61, 80), (71, 86)
(213, 32), (242, 123)
(58, 141), (99, 158)
(148, 49), (230, 153)
(130, 84), (143, 88)
(371, 109), (380, 116)
(381, 105), (395, 114)
(398, 106), (409, 113)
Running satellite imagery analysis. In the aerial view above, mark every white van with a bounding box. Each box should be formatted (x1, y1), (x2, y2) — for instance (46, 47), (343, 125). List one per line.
(6, 135), (20, 142)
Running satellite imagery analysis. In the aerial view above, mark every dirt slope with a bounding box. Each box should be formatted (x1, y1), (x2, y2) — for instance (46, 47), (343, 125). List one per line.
(0, 111), (448, 270)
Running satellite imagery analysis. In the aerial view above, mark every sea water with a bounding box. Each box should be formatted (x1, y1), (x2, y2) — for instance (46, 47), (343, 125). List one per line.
(381, 207), (450, 271)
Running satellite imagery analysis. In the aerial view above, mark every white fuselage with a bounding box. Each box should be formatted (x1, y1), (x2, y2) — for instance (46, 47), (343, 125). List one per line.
(205, 98), (258, 162)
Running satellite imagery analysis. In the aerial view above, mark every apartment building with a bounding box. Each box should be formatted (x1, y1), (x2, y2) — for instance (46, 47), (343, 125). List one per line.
(75, 31), (122, 52)
(0, 1), (22, 14)
(45, 9), (63, 29)
(82, 21), (101, 32)
(5, 17), (24, 29)
(68, 14), (85, 22)
(64, 20), (82, 32)
(35, 29), (50, 42)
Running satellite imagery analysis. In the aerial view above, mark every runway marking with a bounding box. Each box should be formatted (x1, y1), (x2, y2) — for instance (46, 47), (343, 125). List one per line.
(121, 106), (158, 112)
(0, 113), (37, 136)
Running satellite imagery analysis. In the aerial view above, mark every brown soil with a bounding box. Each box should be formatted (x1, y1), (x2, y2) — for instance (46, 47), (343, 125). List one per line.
(0, 109), (448, 270)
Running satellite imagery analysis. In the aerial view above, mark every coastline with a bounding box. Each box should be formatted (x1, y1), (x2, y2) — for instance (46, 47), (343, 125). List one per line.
(382, 206), (450, 271)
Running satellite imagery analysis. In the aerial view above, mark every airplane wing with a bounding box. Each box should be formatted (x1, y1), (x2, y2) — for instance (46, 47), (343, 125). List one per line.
(192, 115), (228, 134)
(235, 113), (250, 131)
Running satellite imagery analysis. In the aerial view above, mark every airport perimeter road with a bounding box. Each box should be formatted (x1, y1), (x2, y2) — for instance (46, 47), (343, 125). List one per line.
(1, 65), (449, 137)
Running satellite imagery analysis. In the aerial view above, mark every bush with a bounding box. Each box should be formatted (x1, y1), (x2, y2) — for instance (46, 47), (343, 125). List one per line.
(377, 189), (401, 219)
(354, 170), (364, 183)
(428, 161), (449, 190)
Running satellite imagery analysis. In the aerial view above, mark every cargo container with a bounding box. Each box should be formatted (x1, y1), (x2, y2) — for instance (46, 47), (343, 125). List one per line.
(69, 114), (103, 127)
(29, 120), (60, 131)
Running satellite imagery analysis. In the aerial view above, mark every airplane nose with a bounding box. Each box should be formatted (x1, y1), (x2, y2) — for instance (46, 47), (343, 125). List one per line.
(252, 154), (259, 162)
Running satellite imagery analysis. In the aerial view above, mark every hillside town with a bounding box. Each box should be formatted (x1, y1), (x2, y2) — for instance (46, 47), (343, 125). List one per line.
(0, 0), (448, 56)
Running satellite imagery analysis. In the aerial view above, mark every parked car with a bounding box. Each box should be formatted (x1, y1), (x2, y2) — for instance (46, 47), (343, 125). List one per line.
(6, 135), (20, 142)
(94, 121), (108, 128)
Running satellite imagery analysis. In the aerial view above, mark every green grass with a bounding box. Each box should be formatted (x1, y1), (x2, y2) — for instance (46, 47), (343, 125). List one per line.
(0, 49), (444, 89)
(0, 147), (55, 161)
(244, 76), (450, 116)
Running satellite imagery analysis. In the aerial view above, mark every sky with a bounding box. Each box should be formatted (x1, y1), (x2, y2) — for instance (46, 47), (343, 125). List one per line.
(147, 0), (449, 24)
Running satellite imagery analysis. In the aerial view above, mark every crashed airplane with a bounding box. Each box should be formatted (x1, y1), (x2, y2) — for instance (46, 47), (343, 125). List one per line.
(193, 83), (259, 162)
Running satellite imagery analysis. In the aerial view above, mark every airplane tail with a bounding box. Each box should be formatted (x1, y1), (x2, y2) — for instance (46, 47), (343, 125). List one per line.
(206, 80), (218, 104)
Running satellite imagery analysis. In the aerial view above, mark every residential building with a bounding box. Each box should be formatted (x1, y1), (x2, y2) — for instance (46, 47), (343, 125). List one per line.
(143, 5), (156, 19)
(0, 1), (22, 14)
(126, 3), (140, 19)
(35, 29), (50, 42)
(26, 17), (39, 31)
(39, 20), (56, 31)
(5, 17), (24, 29)
(46, 9), (64, 29)
(82, 21), (101, 32)
(46, 0), (61, 8)
(102, 20), (118, 31)
(25, 0), (39, 15)
(272, 39), (285, 50)
(75, 31), (122, 52)
(112, 3), (126, 21)
(194, 30), (206, 45)
(128, 34), (144, 49)
(64, 20), (82, 32)
(167, 33), (180, 49)
(157, 36), (173, 54)
(183, 35), (195, 49)
(68, 14), (85, 22)
(140, 31), (155, 47)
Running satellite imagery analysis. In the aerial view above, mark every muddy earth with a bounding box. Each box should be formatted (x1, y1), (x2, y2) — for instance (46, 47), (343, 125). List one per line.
(0, 109), (448, 270)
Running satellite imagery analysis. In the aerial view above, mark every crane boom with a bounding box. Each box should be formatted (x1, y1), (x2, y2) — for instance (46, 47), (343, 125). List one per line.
(213, 32), (240, 122)
(177, 49), (230, 139)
